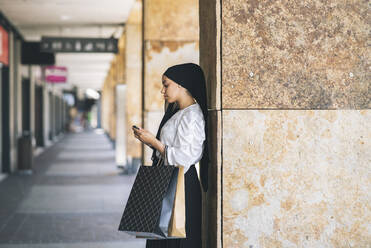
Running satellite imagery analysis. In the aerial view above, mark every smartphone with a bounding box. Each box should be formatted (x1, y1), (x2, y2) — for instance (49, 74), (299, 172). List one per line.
(132, 125), (140, 130)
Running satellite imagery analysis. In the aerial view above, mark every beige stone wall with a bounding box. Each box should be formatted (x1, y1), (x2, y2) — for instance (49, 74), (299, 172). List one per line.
(144, 41), (199, 112)
(101, 33), (126, 141)
(221, 0), (369, 109)
(125, 0), (143, 159)
(143, 0), (199, 164)
(223, 110), (370, 247)
(200, 0), (370, 247)
(144, 0), (199, 41)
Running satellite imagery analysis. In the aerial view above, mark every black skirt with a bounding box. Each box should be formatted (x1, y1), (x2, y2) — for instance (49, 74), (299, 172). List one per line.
(146, 164), (202, 248)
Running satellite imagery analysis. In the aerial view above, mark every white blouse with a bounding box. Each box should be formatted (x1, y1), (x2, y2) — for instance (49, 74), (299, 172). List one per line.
(155, 103), (205, 173)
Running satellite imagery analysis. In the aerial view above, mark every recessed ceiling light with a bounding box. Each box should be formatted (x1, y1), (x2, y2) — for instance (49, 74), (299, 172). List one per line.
(60, 15), (71, 21)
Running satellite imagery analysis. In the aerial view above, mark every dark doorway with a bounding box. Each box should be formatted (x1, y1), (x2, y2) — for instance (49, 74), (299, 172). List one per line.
(35, 85), (44, 146)
(48, 92), (53, 140)
(55, 96), (60, 135)
(1, 66), (10, 173)
(22, 78), (31, 132)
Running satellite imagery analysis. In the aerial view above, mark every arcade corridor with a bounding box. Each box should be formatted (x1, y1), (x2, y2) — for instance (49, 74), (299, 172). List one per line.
(0, 131), (145, 248)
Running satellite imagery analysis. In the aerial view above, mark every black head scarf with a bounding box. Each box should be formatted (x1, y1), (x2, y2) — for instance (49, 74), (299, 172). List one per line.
(151, 63), (209, 192)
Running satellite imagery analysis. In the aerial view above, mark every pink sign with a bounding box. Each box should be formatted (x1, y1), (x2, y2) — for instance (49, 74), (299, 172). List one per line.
(45, 66), (68, 83)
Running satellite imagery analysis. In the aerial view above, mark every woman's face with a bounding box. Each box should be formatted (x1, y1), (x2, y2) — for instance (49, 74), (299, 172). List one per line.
(161, 75), (181, 103)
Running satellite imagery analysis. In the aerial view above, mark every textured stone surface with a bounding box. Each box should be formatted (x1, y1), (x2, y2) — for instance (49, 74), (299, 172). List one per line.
(144, 41), (199, 111)
(144, 0), (199, 41)
(222, 110), (371, 247)
(222, 0), (370, 109)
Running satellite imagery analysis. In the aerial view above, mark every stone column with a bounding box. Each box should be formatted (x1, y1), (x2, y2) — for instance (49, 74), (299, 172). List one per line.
(200, 0), (370, 247)
(102, 65), (118, 142)
(142, 0), (199, 164)
(102, 26), (126, 147)
(115, 84), (127, 166)
(115, 33), (127, 164)
(199, 1), (222, 247)
(8, 32), (16, 171)
(125, 0), (143, 167)
(101, 78), (110, 134)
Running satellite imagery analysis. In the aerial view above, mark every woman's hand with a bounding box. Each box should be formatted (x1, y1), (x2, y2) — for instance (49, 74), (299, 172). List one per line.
(132, 126), (165, 155)
(132, 126), (156, 148)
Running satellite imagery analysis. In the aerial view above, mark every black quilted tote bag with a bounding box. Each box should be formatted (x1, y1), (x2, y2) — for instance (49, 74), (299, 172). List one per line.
(118, 161), (179, 239)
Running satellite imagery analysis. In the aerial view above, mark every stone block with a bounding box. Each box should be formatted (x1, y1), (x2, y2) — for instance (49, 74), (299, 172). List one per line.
(144, 0), (199, 41)
(222, 109), (370, 247)
(222, 1), (370, 109)
(144, 40), (199, 111)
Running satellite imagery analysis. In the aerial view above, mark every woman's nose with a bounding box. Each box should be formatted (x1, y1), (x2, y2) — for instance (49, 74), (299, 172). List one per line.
(161, 86), (165, 94)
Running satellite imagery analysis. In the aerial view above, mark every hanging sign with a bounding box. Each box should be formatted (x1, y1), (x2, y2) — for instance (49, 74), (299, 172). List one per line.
(41, 36), (118, 53)
(0, 26), (9, 66)
(44, 66), (68, 83)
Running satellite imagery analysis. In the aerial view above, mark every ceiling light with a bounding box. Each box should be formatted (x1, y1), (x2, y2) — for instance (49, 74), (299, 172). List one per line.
(85, 88), (100, 100)
(60, 15), (71, 21)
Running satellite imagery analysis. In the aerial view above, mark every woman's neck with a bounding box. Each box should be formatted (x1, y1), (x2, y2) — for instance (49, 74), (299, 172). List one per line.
(177, 97), (196, 110)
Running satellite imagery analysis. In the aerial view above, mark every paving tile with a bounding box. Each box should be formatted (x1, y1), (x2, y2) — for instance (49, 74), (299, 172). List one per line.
(52, 157), (116, 163)
(37, 174), (136, 186)
(0, 213), (140, 243)
(45, 163), (122, 176)
(17, 185), (130, 214)
(61, 142), (112, 148)
(0, 132), (143, 247)
(0, 241), (145, 248)
(0, 174), (7, 183)
(56, 151), (115, 160)
(61, 148), (113, 152)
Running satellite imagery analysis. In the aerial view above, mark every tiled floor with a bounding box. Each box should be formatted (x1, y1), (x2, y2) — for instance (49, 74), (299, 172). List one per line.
(0, 175), (6, 183)
(0, 131), (145, 248)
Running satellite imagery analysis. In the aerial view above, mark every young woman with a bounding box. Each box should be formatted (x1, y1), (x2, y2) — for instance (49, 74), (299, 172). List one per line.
(132, 63), (209, 248)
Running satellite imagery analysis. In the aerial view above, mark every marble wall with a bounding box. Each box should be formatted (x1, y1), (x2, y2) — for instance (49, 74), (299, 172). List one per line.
(200, 0), (370, 247)
(144, 0), (198, 41)
(221, 0), (370, 109)
(223, 110), (370, 247)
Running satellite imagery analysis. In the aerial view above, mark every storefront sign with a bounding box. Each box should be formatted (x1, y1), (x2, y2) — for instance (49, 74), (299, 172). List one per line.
(44, 66), (68, 83)
(41, 36), (118, 53)
(0, 26), (9, 65)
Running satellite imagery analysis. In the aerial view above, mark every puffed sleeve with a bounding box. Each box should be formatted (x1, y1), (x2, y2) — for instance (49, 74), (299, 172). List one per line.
(166, 111), (205, 172)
